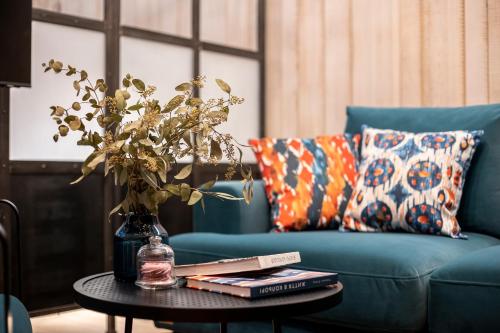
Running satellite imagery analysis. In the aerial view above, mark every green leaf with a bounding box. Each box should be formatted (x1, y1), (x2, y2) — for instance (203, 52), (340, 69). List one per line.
(174, 164), (192, 180)
(140, 169), (158, 189)
(58, 125), (69, 136)
(132, 79), (145, 91)
(54, 106), (65, 117)
(182, 131), (192, 147)
(163, 95), (185, 113)
(66, 65), (76, 76)
(52, 61), (63, 73)
(108, 203), (122, 221)
(115, 90), (126, 110)
(119, 167), (128, 186)
(175, 82), (192, 91)
(210, 139), (223, 160)
(73, 80), (81, 91)
(215, 79), (231, 94)
(157, 158), (168, 183)
(201, 198), (206, 213)
(165, 184), (180, 196)
(123, 119), (141, 133)
(188, 190), (203, 205)
(199, 178), (216, 190)
(53, 134), (59, 142)
(67, 116), (82, 131)
(92, 132), (103, 145)
(180, 183), (191, 202)
(212, 192), (244, 201)
(242, 179), (254, 204)
(87, 151), (106, 169)
(70, 175), (86, 185)
(80, 70), (88, 81)
(85, 113), (94, 121)
(127, 103), (143, 111)
(186, 97), (203, 107)
(122, 78), (130, 87)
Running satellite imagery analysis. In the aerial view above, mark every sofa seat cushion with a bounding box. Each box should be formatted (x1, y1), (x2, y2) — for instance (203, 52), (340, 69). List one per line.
(171, 231), (500, 332)
(429, 245), (500, 333)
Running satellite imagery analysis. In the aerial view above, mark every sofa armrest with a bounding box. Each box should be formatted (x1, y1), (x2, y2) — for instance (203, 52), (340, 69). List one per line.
(193, 180), (271, 234)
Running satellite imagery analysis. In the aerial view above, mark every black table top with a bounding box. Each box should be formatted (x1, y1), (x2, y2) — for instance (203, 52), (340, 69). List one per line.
(73, 272), (343, 322)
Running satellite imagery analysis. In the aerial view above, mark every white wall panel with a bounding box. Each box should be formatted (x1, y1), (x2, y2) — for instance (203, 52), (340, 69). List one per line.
(200, 51), (259, 163)
(10, 22), (105, 161)
(33, 0), (104, 20)
(201, 0), (258, 50)
(121, 0), (192, 37)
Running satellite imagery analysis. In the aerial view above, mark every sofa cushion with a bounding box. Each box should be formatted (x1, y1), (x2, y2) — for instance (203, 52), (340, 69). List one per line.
(249, 135), (360, 231)
(344, 104), (500, 238)
(429, 245), (500, 333)
(171, 231), (500, 332)
(343, 126), (482, 238)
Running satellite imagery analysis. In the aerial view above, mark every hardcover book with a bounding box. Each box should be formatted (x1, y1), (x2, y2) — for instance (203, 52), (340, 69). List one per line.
(175, 252), (301, 277)
(185, 268), (338, 299)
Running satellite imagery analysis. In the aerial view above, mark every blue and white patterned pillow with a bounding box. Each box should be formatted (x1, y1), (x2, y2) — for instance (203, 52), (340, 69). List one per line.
(342, 126), (483, 238)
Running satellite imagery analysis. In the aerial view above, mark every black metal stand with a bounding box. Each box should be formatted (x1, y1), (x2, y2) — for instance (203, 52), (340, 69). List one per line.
(124, 316), (133, 333)
(219, 322), (227, 333)
(272, 319), (282, 333)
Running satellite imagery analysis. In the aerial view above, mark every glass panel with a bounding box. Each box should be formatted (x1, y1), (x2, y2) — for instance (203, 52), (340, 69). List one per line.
(120, 36), (194, 162)
(121, 0), (192, 38)
(200, 51), (260, 162)
(33, 0), (104, 20)
(201, 0), (258, 51)
(10, 22), (105, 161)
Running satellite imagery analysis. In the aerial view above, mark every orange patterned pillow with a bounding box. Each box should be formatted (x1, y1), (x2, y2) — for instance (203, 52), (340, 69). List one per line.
(249, 135), (360, 231)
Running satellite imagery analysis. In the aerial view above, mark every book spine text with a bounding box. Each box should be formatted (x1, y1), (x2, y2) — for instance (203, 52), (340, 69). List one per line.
(250, 275), (338, 298)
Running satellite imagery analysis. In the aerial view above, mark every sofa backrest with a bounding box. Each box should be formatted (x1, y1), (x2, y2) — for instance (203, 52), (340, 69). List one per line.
(345, 104), (500, 239)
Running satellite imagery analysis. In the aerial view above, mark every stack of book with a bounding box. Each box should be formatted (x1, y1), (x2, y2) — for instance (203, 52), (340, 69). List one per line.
(175, 252), (338, 299)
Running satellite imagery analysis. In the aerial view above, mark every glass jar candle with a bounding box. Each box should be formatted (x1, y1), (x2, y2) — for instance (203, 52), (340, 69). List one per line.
(135, 236), (176, 289)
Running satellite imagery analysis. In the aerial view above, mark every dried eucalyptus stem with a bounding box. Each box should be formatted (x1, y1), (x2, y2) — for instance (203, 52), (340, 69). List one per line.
(43, 59), (253, 218)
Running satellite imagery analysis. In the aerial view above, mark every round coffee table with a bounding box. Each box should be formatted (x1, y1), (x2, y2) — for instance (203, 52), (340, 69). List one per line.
(73, 272), (343, 333)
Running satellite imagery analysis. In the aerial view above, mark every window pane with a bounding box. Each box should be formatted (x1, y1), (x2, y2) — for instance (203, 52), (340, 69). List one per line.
(201, 0), (258, 51)
(120, 36), (194, 162)
(33, 0), (104, 20)
(121, 0), (192, 38)
(200, 51), (260, 162)
(10, 22), (105, 161)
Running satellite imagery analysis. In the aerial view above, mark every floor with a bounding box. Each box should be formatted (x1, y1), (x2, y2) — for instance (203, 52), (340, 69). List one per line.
(31, 309), (171, 333)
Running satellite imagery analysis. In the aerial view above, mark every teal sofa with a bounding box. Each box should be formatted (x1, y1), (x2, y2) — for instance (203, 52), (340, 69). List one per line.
(170, 104), (500, 333)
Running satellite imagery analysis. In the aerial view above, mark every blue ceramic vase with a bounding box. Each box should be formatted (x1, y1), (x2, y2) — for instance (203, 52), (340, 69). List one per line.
(113, 213), (169, 282)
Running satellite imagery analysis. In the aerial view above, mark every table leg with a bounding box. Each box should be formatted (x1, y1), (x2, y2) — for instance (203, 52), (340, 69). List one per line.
(124, 316), (133, 333)
(272, 319), (281, 333)
(219, 322), (227, 333)
(106, 315), (116, 333)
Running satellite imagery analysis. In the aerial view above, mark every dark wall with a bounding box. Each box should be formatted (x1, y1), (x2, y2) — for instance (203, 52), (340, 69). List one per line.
(10, 169), (104, 310)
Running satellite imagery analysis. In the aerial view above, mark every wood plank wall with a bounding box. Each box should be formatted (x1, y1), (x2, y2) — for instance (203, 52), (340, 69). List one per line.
(266, 0), (500, 137)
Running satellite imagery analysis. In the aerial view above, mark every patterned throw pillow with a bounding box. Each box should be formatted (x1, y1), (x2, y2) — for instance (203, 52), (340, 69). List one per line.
(249, 134), (360, 232)
(342, 126), (483, 238)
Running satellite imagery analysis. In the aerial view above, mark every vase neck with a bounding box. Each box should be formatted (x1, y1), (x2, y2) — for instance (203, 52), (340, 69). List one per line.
(124, 213), (159, 225)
